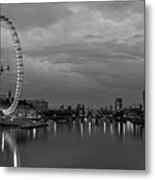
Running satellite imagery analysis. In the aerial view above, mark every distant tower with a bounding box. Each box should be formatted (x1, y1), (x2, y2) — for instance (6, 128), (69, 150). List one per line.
(8, 90), (13, 104)
(115, 98), (123, 112)
(76, 104), (85, 117)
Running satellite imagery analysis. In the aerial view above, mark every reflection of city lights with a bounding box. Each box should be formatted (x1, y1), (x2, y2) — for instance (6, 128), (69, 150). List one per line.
(13, 148), (18, 167)
(54, 122), (57, 136)
(1, 132), (20, 167)
(1, 132), (5, 152)
(118, 122), (120, 135)
(80, 123), (84, 138)
(88, 122), (92, 136)
(33, 128), (36, 139)
(84, 117), (87, 123)
(130, 123), (134, 134)
(126, 121), (131, 133)
(110, 123), (114, 135)
(123, 123), (126, 136)
(103, 122), (106, 134)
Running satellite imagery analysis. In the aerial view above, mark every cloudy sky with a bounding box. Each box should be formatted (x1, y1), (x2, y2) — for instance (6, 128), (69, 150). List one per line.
(1, 1), (145, 108)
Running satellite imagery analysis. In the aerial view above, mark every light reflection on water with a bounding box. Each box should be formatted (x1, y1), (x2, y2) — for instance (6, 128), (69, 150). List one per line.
(0, 120), (145, 169)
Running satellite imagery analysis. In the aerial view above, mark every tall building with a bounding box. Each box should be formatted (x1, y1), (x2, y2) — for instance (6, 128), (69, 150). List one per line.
(76, 104), (85, 117)
(115, 98), (123, 112)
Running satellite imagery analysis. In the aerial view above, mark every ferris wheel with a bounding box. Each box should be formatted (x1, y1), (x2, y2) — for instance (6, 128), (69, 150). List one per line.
(0, 15), (24, 116)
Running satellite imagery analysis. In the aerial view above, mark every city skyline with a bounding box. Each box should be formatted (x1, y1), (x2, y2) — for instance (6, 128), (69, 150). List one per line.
(1, 1), (145, 107)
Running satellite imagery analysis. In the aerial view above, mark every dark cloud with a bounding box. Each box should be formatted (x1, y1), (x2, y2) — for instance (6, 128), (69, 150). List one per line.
(1, 3), (71, 30)
(85, 1), (144, 20)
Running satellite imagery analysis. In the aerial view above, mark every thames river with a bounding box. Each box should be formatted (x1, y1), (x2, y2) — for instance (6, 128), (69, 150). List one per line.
(0, 120), (145, 170)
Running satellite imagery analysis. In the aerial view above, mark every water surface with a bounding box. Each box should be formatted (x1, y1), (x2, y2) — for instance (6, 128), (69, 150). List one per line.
(0, 120), (145, 170)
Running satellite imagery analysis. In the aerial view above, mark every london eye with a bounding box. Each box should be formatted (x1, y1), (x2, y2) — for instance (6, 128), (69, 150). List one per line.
(0, 15), (24, 116)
